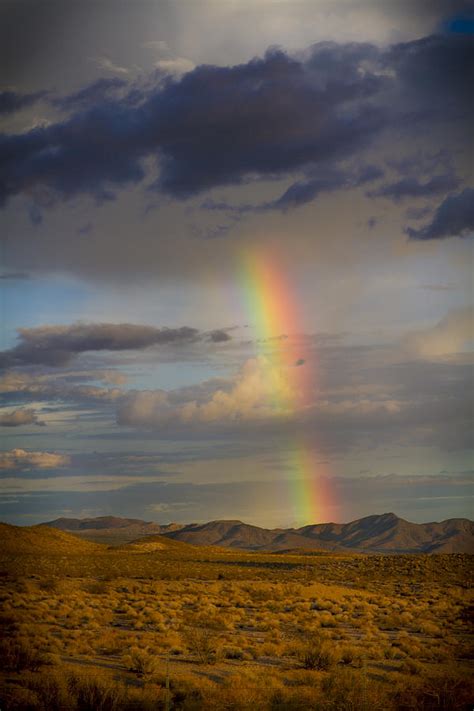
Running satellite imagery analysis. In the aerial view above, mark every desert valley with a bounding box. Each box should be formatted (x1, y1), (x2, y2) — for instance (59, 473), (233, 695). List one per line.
(0, 514), (472, 710)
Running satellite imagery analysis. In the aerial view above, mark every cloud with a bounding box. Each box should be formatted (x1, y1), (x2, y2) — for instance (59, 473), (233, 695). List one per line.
(0, 32), (470, 223)
(52, 78), (127, 112)
(0, 448), (70, 470)
(0, 89), (46, 115)
(0, 408), (41, 427)
(0, 322), (203, 369)
(94, 56), (129, 75)
(154, 58), (195, 76)
(406, 187), (474, 240)
(272, 163), (384, 210)
(369, 173), (460, 202)
(403, 307), (473, 358)
(118, 356), (301, 427)
(0, 41), (388, 207)
(0, 369), (124, 407)
(208, 330), (232, 343)
(384, 33), (473, 120)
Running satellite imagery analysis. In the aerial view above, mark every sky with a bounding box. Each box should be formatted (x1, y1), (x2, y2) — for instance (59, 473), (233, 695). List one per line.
(0, 0), (473, 528)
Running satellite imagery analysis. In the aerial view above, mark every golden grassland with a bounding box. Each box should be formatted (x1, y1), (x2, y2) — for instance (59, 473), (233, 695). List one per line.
(0, 534), (473, 710)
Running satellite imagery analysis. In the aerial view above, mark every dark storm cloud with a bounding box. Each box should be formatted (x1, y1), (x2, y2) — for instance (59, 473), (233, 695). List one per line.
(0, 89), (46, 115)
(369, 173), (461, 202)
(384, 33), (473, 119)
(52, 78), (128, 111)
(0, 322), (202, 369)
(4, 33), (464, 210)
(0, 45), (388, 206)
(406, 188), (474, 240)
(273, 163), (384, 210)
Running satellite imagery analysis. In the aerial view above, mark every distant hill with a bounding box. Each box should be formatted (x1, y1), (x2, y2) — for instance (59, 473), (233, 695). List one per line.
(42, 513), (474, 553)
(162, 513), (474, 554)
(296, 513), (474, 554)
(45, 516), (183, 545)
(0, 522), (104, 554)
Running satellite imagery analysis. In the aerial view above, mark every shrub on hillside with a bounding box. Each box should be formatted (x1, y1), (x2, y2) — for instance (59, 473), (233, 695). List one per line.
(297, 637), (339, 671)
(183, 626), (220, 664)
(123, 646), (159, 678)
(0, 638), (50, 672)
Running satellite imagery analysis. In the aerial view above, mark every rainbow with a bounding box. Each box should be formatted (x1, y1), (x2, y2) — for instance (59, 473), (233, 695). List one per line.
(240, 247), (331, 525)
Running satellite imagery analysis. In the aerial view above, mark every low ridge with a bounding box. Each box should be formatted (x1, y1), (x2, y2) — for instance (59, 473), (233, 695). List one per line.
(45, 516), (183, 545)
(0, 522), (105, 555)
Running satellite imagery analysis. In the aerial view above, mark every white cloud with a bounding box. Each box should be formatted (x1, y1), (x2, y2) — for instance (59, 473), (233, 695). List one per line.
(154, 58), (195, 76)
(118, 356), (301, 426)
(93, 56), (129, 75)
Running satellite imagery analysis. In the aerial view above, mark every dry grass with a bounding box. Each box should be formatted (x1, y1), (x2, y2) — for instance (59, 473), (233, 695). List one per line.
(0, 545), (472, 709)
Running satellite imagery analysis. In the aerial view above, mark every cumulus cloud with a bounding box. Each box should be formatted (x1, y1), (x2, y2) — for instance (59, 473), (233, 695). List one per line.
(0, 448), (70, 470)
(406, 187), (474, 240)
(0, 322), (208, 369)
(0, 408), (41, 427)
(116, 353), (408, 432)
(118, 356), (302, 427)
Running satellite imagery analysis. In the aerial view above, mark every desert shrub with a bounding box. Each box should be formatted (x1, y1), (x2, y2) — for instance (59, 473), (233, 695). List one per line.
(183, 626), (220, 664)
(401, 658), (424, 676)
(67, 672), (127, 711)
(9, 670), (76, 711)
(204, 670), (283, 711)
(222, 645), (245, 660)
(340, 645), (363, 667)
(0, 638), (50, 672)
(393, 670), (474, 711)
(1, 684), (42, 711)
(0, 611), (20, 634)
(297, 637), (339, 670)
(82, 580), (109, 595)
(123, 646), (159, 678)
(37, 577), (58, 592)
(320, 667), (393, 711)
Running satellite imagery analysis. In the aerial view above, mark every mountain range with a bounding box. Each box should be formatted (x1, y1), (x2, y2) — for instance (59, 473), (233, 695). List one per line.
(44, 513), (474, 554)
